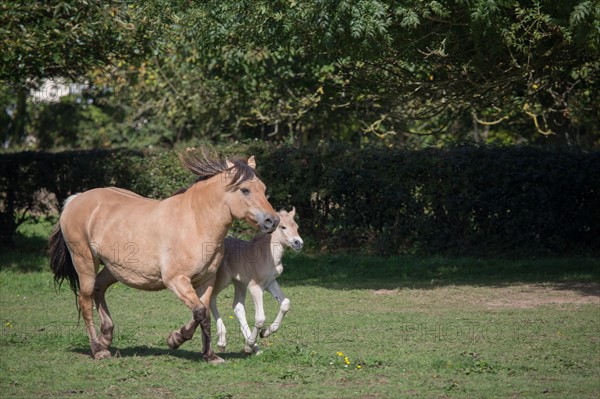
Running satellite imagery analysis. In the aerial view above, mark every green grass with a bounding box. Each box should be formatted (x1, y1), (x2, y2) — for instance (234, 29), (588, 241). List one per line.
(0, 219), (599, 398)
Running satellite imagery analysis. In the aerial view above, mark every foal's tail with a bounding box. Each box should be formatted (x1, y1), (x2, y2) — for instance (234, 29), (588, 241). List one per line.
(49, 219), (79, 297)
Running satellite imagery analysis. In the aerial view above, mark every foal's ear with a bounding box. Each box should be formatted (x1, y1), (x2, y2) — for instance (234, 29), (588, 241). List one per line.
(289, 206), (296, 218)
(225, 158), (235, 169)
(247, 156), (256, 169)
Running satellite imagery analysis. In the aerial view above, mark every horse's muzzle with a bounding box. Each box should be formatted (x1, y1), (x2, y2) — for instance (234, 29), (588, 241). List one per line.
(260, 214), (280, 233)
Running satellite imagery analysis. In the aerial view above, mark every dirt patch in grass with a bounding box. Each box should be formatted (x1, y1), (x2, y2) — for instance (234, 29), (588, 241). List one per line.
(371, 283), (600, 310)
(484, 283), (600, 309)
(372, 289), (398, 295)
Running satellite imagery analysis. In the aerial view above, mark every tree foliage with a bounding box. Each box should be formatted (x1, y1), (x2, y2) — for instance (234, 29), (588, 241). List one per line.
(1, 0), (599, 148)
(0, 0), (143, 85)
(0, 0), (145, 147)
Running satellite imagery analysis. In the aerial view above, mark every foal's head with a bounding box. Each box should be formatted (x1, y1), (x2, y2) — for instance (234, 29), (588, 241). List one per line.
(181, 151), (279, 233)
(273, 207), (303, 251)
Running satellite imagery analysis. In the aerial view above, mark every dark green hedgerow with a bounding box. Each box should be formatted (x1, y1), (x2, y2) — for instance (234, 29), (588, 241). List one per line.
(1, 145), (598, 255)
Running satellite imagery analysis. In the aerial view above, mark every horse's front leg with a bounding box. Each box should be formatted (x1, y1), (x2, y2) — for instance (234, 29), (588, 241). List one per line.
(166, 275), (201, 350)
(260, 279), (290, 339)
(165, 275), (224, 364)
(245, 283), (266, 354)
(196, 278), (223, 363)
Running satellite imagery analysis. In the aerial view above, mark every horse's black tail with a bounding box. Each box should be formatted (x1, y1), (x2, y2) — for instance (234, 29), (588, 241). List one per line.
(49, 222), (79, 297)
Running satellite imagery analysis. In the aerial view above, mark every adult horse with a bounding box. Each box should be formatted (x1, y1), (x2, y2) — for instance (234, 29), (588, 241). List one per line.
(49, 152), (279, 364)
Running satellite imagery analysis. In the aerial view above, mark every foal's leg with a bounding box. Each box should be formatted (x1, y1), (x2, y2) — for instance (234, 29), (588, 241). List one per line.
(71, 251), (109, 359)
(260, 280), (290, 339)
(210, 295), (226, 351)
(244, 283), (266, 354)
(210, 271), (232, 351)
(232, 281), (251, 342)
(93, 267), (118, 351)
(166, 275), (224, 364)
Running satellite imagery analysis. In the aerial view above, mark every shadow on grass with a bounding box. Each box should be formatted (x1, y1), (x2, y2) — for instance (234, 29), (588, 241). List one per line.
(69, 345), (249, 362)
(280, 253), (600, 296)
(0, 240), (49, 272)
(0, 218), (53, 272)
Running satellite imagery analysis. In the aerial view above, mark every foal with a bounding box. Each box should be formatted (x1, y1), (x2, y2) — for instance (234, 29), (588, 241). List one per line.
(210, 208), (303, 353)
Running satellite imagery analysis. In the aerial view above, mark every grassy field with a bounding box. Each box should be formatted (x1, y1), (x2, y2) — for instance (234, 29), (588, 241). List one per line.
(1, 219), (599, 398)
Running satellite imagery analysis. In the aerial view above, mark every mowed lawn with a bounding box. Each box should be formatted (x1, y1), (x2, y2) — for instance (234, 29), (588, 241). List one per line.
(1, 220), (599, 398)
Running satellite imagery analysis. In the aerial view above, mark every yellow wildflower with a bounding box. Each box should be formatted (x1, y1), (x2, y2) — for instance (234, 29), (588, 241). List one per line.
(336, 351), (344, 357)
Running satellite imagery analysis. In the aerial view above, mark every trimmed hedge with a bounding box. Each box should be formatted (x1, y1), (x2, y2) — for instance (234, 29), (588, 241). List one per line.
(0, 149), (143, 245)
(1, 145), (598, 255)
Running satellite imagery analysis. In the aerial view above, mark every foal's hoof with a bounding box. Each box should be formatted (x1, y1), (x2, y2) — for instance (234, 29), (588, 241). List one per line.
(93, 349), (111, 360)
(167, 331), (182, 350)
(244, 343), (260, 355)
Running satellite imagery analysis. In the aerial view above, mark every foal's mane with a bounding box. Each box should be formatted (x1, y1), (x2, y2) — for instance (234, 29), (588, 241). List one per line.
(172, 150), (256, 196)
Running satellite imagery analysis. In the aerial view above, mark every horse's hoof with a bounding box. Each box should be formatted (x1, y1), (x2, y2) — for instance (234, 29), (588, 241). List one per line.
(217, 343), (227, 352)
(167, 332), (182, 350)
(204, 353), (225, 365)
(94, 349), (111, 360)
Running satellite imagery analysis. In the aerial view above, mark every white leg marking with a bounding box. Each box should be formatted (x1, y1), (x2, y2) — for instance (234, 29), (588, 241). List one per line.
(210, 296), (227, 350)
(261, 280), (289, 338)
(232, 283), (251, 341)
(245, 284), (265, 353)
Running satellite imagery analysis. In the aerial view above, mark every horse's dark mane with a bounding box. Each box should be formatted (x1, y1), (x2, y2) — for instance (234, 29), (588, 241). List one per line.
(171, 150), (256, 196)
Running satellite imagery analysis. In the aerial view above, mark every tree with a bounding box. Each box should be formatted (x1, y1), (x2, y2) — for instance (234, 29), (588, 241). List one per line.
(110, 0), (599, 146)
(1, 0), (599, 148)
(0, 0), (144, 147)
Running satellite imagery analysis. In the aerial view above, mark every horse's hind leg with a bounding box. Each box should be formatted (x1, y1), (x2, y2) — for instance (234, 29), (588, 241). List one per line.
(94, 267), (118, 351)
(72, 252), (110, 359)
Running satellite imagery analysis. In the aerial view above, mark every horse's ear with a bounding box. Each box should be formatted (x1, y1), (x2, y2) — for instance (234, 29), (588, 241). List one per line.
(225, 159), (235, 168)
(289, 206), (296, 218)
(247, 156), (256, 169)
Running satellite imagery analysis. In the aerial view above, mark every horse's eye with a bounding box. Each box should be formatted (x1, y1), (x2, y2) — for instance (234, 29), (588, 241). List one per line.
(241, 188), (250, 195)
(280, 225), (287, 230)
